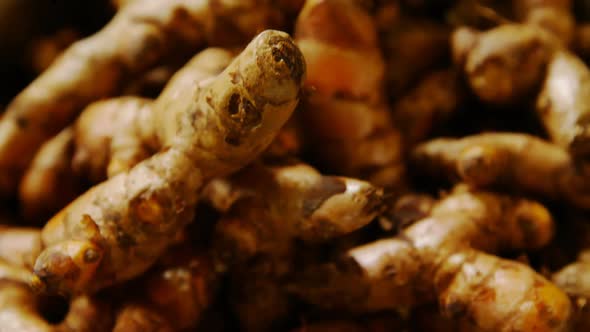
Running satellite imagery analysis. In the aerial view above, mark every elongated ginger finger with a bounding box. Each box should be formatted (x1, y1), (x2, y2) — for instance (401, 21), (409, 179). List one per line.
(32, 30), (305, 296)
(537, 50), (590, 159)
(213, 161), (384, 265)
(19, 128), (81, 222)
(20, 48), (235, 220)
(0, 0), (290, 197)
(453, 24), (557, 105)
(0, 226), (42, 269)
(290, 186), (556, 313)
(292, 237), (571, 331)
(295, 0), (403, 188)
(411, 132), (590, 208)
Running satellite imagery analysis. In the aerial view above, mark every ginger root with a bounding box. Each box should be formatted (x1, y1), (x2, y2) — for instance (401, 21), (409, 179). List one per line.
(31, 30), (305, 295)
(411, 132), (590, 208)
(294, 0), (404, 188)
(0, 0), (291, 196)
(19, 48), (235, 221)
(290, 186), (571, 331)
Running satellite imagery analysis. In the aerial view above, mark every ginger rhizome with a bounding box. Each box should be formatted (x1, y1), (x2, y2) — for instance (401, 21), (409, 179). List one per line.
(0, 0), (294, 197)
(452, 21), (590, 159)
(294, 0), (403, 188)
(411, 132), (590, 209)
(31, 29), (305, 296)
(19, 48), (235, 221)
(207, 161), (384, 331)
(290, 186), (571, 331)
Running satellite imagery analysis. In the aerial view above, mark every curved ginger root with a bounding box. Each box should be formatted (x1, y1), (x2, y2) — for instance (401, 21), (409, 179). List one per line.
(294, 0), (404, 188)
(31, 30), (305, 296)
(0, 0), (290, 197)
(411, 132), (590, 209)
(20, 48), (236, 221)
(290, 186), (571, 331)
(0, 260), (113, 332)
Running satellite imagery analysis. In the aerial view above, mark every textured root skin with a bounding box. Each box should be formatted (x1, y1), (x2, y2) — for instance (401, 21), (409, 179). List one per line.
(20, 49), (236, 221)
(0, 260), (113, 332)
(411, 133), (590, 209)
(0, 0), (291, 197)
(31, 30), (305, 296)
(294, 0), (403, 188)
(209, 161), (384, 331)
(0, 226), (42, 270)
(537, 50), (590, 159)
(289, 187), (570, 331)
(211, 161), (385, 265)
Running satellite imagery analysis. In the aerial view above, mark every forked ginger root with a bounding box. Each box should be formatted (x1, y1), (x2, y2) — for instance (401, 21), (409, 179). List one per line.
(411, 132), (590, 209)
(0, 0), (291, 196)
(31, 30), (305, 296)
(290, 186), (571, 331)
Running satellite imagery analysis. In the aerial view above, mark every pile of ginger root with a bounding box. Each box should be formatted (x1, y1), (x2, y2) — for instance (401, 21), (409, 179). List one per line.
(7, 0), (590, 331)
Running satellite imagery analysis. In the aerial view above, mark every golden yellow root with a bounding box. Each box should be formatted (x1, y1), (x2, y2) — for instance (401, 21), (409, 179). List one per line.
(31, 30), (305, 296)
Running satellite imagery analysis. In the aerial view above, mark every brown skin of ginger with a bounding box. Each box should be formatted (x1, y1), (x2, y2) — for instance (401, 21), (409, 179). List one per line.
(454, 24), (558, 106)
(290, 186), (571, 332)
(411, 132), (590, 209)
(207, 161), (384, 331)
(212, 161), (385, 263)
(20, 48), (235, 221)
(0, 0), (292, 197)
(294, 0), (404, 188)
(31, 30), (305, 296)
